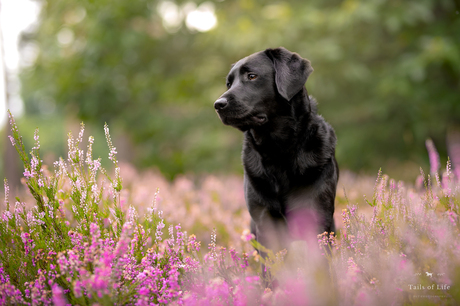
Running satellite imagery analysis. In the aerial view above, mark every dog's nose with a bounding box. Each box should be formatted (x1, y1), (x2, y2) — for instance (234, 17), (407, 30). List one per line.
(214, 98), (228, 110)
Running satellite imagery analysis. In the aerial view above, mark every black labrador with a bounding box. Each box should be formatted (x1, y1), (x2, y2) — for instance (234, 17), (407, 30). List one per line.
(214, 47), (338, 253)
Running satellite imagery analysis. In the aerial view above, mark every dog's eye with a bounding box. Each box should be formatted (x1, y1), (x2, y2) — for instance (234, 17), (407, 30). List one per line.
(248, 74), (258, 80)
(226, 82), (231, 89)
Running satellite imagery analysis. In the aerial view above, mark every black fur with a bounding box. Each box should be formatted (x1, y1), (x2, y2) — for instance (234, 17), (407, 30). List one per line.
(214, 47), (338, 252)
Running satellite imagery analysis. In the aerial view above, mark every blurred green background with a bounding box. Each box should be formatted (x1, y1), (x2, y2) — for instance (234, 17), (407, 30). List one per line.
(2, 0), (460, 184)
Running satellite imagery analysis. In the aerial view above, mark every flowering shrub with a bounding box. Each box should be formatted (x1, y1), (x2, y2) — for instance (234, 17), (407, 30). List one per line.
(320, 163), (460, 305)
(1, 113), (266, 305)
(1, 111), (460, 305)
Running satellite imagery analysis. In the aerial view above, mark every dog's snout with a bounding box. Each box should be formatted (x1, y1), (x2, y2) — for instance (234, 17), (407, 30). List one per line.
(214, 98), (228, 110)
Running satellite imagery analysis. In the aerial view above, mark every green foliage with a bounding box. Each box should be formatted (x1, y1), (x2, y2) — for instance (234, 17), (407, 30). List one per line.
(4, 112), (122, 247)
(19, 0), (460, 179)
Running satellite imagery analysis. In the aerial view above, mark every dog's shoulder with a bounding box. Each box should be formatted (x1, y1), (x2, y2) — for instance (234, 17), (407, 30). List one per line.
(242, 138), (265, 177)
(295, 103), (336, 172)
(310, 114), (337, 150)
(303, 96), (336, 146)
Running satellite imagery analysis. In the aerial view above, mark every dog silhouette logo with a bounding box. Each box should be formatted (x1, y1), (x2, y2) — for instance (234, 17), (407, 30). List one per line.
(426, 272), (433, 278)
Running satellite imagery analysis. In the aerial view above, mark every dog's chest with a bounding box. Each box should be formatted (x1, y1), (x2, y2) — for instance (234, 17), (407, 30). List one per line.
(244, 148), (296, 193)
(262, 163), (289, 195)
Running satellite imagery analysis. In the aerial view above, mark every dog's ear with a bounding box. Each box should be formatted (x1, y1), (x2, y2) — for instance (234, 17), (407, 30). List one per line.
(265, 47), (313, 101)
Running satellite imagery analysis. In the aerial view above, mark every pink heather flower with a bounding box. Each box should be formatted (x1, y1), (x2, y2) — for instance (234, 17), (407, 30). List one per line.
(38, 179), (44, 188)
(208, 229), (217, 261)
(0, 263), (10, 284)
(31, 156), (39, 171)
(155, 213), (165, 242)
(75, 178), (82, 190)
(20, 232), (29, 242)
(23, 170), (33, 178)
(74, 281), (83, 298)
(187, 234), (200, 253)
(7, 135), (15, 146)
(26, 211), (34, 223)
(108, 148), (118, 162)
(20, 232), (35, 256)
(447, 130), (460, 180)
(426, 139), (440, 174)
(91, 184), (98, 196)
(3, 180), (9, 205)
(2, 211), (12, 222)
(14, 202), (24, 216)
(175, 224), (184, 246)
(52, 284), (68, 306)
(241, 253), (249, 270)
(104, 123), (118, 163)
(240, 229), (255, 242)
(32, 129), (40, 150)
(168, 224), (175, 246)
(342, 209), (351, 229)
(92, 159), (101, 172)
(77, 123), (85, 143)
(415, 174), (424, 189)
(349, 205), (357, 216)
(245, 276), (259, 283)
(104, 124), (110, 137)
(448, 210), (457, 225)
(67, 136), (75, 160)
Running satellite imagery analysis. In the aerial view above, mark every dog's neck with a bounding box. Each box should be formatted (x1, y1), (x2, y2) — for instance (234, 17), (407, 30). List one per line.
(292, 88), (313, 120)
(247, 88), (312, 150)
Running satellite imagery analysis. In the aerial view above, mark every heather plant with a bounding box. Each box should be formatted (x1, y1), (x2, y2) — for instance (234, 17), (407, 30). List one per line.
(0, 112), (266, 305)
(1, 112), (460, 305)
(318, 155), (460, 305)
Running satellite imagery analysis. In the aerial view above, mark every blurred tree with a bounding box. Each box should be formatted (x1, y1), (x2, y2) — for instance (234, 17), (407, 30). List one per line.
(19, 0), (460, 180)
(1, 15), (21, 194)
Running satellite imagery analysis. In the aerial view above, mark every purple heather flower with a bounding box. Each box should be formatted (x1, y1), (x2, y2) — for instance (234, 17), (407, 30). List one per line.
(0, 264), (10, 284)
(20, 232), (35, 256)
(426, 139), (440, 174)
(74, 280), (83, 297)
(52, 284), (68, 306)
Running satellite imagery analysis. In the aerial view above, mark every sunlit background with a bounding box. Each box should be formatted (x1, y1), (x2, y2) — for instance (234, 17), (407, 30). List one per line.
(1, 0), (459, 194)
(0, 0), (40, 123)
(0, 0), (218, 122)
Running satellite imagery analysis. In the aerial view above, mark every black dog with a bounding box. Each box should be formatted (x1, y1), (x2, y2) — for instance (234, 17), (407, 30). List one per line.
(214, 47), (338, 253)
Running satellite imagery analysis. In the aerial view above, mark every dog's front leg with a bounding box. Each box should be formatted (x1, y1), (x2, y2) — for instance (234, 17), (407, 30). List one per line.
(249, 205), (288, 288)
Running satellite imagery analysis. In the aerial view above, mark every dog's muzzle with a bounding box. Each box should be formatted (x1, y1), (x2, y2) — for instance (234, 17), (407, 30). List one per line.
(214, 98), (228, 111)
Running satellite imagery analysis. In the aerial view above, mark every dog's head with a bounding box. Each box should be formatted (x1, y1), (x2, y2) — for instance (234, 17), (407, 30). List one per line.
(214, 47), (314, 131)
